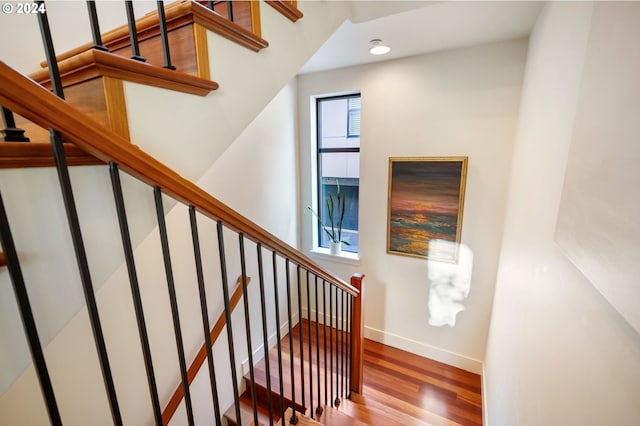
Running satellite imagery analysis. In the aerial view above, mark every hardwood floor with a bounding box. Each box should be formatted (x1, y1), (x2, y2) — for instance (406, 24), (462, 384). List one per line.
(243, 320), (482, 425)
(361, 339), (482, 426)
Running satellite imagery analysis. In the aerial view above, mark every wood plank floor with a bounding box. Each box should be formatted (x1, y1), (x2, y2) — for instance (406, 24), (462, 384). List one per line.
(246, 320), (482, 425)
(361, 339), (482, 426)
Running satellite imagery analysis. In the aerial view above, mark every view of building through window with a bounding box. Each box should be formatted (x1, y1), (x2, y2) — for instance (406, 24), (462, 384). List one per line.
(316, 94), (360, 253)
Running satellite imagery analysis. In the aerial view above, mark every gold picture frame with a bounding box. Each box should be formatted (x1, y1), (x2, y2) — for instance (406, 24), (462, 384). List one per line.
(387, 157), (468, 262)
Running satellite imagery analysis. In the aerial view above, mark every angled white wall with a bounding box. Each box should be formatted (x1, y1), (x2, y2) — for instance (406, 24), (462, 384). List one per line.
(484, 2), (640, 425)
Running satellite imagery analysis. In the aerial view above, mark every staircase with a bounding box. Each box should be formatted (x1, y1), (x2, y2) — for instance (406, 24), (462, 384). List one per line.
(0, 2), (483, 426)
(0, 2), (365, 425)
(224, 319), (436, 426)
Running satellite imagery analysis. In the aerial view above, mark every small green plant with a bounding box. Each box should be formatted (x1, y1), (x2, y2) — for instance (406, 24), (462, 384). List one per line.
(307, 181), (351, 246)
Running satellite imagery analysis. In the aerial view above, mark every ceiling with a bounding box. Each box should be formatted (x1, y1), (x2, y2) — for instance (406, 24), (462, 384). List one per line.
(299, 1), (544, 74)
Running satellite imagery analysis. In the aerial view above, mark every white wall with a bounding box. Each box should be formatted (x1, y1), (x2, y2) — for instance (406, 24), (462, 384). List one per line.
(0, 80), (301, 425)
(298, 39), (528, 373)
(484, 2), (640, 425)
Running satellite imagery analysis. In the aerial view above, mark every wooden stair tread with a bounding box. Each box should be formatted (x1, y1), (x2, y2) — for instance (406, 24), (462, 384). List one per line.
(276, 408), (323, 426)
(31, 49), (218, 97)
(248, 320), (350, 416)
(316, 404), (367, 426)
(224, 392), (273, 426)
(0, 142), (102, 168)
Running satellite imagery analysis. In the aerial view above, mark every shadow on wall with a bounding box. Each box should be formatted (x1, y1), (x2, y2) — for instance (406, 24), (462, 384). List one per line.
(427, 241), (474, 327)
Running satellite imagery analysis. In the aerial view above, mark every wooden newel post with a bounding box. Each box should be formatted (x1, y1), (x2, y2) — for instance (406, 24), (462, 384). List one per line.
(349, 273), (365, 396)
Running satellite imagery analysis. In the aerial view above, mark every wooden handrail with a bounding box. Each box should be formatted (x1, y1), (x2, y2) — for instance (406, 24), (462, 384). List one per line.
(0, 252), (6, 267)
(162, 276), (250, 424)
(0, 60), (357, 297)
(350, 273), (365, 396)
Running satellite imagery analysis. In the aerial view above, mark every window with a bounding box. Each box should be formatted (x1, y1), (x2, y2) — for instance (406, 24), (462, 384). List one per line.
(316, 94), (360, 253)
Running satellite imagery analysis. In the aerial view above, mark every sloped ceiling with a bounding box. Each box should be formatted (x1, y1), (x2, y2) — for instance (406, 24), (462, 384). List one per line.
(300, 1), (543, 74)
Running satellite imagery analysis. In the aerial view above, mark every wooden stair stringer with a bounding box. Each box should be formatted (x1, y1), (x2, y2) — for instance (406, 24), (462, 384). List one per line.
(42, 0), (268, 72)
(7, 48), (219, 162)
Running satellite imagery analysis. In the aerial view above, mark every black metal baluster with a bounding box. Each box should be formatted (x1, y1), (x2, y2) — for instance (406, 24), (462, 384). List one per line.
(109, 163), (162, 425)
(329, 283), (334, 407)
(207, 1), (214, 10)
(226, 0), (234, 21)
(156, 1), (175, 70)
(296, 266), (306, 413)
(322, 280), (327, 406)
(256, 244), (274, 426)
(216, 222), (242, 425)
(86, 1), (108, 51)
(36, 2), (64, 99)
(189, 207), (221, 426)
(47, 129), (122, 424)
(1, 107), (29, 142)
(347, 295), (352, 399)
(0, 193), (62, 426)
(314, 276), (322, 416)
(239, 235), (258, 424)
(306, 270), (313, 418)
(334, 286), (340, 406)
(272, 252), (286, 423)
(285, 260), (299, 424)
(340, 289), (345, 400)
(154, 187), (194, 426)
(124, 1), (145, 62)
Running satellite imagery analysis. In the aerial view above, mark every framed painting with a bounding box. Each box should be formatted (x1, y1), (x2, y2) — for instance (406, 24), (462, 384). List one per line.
(387, 157), (468, 262)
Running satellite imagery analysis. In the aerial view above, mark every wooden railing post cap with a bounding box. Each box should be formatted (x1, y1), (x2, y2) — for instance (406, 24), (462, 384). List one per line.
(350, 273), (364, 287)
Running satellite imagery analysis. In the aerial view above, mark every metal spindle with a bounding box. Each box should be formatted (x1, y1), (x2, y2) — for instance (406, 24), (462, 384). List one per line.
(322, 280), (328, 406)
(347, 295), (352, 398)
(154, 187), (194, 426)
(36, 2), (64, 98)
(0, 193), (62, 426)
(315, 276), (322, 415)
(256, 244), (274, 426)
(340, 289), (345, 399)
(124, 1), (145, 61)
(1, 107), (29, 142)
(86, 1), (108, 51)
(334, 285), (340, 406)
(285, 260), (299, 424)
(109, 163), (162, 424)
(329, 283), (334, 407)
(306, 270), (314, 418)
(227, 0), (234, 21)
(189, 207), (221, 426)
(207, 1), (214, 10)
(156, 1), (175, 70)
(239, 235), (258, 424)
(296, 266), (306, 412)
(48, 129), (122, 424)
(272, 252), (286, 423)
(216, 222), (242, 425)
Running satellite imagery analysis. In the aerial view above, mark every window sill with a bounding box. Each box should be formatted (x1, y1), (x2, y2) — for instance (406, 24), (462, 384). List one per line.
(309, 247), (360, 266)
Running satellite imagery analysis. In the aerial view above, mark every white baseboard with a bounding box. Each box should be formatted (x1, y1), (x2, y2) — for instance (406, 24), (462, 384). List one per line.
(364, 326), (483, 375)
(482, 363), (489, 425)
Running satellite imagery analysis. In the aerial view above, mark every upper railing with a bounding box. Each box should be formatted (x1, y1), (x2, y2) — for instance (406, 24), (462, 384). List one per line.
(0, 2), (359, 425)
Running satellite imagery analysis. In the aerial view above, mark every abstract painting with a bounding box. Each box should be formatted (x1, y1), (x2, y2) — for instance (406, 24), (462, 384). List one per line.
(387, 157), (468, 262)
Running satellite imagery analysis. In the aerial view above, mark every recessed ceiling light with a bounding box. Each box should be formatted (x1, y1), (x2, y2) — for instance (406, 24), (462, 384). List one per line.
(369, 39), (390, 55)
